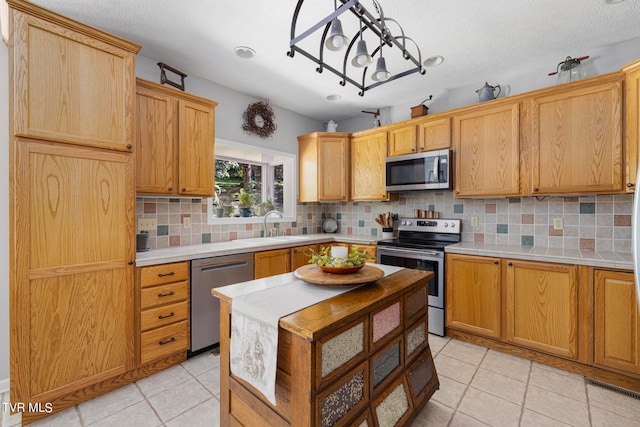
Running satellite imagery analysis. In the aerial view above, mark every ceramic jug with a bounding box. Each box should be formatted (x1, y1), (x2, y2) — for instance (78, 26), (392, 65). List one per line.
(324, 120), (338, 132)
(476, 82), (501, 102)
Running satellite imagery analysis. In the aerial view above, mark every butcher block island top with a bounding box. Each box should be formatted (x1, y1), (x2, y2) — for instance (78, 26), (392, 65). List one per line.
(212, 266), (438, 427)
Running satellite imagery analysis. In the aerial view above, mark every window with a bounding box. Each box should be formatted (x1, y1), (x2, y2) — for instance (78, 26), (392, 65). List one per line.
(207, 139), (296, 224)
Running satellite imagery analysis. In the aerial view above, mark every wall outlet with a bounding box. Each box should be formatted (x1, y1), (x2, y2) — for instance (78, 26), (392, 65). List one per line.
(471, 216), (479, 227)
(137, 218), (156, 233)
(553, 217), (564, 230)
(183, 216), (191, 228)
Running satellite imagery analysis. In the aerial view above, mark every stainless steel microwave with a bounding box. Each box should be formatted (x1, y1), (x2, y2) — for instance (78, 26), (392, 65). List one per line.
(385, 149), (452, 192)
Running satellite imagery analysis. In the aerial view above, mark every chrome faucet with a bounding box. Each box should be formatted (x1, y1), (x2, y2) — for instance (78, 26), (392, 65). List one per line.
(263, 210), (283, 237)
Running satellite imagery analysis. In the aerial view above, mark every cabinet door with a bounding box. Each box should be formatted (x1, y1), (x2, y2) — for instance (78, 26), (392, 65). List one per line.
(417, 117), (451, 151)
(12, 9), (137, 151)
(255, 249), (292, 279)
(445, 254), (501, 338)
(351, 131), (388, 201)
(177, 99), (215, 196)
(291, 244), (318, 271)
(350, 244), (377, 264)
(624, 62), (640, 193)
(453, 102), (520, 197)
(135, 86), (175, 194)
(11, 139), (135, 404)
(594, 270), (640, 374)
(318, 135), (349, 201)
(388, 124), (417, 156)
(505, 260), (578, 359)
(529, 78), (623, 194)
(298, 134), (318, 202)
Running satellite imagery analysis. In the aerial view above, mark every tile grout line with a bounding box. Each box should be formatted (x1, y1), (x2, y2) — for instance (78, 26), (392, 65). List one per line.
(134, 381), (165, 427)
(517, 353), (534, 427)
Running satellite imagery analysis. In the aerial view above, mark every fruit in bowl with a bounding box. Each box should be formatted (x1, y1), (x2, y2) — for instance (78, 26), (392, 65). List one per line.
(308, 246), (370, 273)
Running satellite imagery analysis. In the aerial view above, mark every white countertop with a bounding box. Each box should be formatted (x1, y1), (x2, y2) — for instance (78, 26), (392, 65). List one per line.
(445, 242), (634, 270)
(135, 233), (379, 267)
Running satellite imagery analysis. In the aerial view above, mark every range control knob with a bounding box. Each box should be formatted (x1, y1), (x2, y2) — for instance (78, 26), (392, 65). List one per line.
(450, 222), (456, 228)
(406, 220), (412, 226)
(444, 223), (449, 227)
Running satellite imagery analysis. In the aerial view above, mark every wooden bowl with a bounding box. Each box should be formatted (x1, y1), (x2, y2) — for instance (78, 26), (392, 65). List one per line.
(317, 264), (365, 274)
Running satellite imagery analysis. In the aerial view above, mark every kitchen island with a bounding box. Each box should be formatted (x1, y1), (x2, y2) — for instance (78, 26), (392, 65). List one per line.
(212, 266), (438, 427)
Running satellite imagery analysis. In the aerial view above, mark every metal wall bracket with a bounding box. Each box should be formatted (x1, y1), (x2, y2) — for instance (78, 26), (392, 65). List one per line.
(158, 62), (188, 91)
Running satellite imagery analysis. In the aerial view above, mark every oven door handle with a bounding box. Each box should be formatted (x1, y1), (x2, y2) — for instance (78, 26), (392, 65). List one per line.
(378, 247), (441, 257)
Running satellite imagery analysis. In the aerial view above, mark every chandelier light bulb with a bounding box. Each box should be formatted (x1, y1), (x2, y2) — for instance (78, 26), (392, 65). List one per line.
(325, 19), (348, 51)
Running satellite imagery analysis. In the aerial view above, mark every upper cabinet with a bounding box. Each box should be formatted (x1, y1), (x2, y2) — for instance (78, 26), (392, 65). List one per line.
(388, 122), (418, 156)
(527, 74), (623, 195)
(623, 60), (640, 193)
(135, 78), (217, 197)
(453, 100), (521, 198)
(387, 114), (452, 156)
(298, 132), (350, 202)
(350, 129), (391, 201)
(11, 4), (138, 151)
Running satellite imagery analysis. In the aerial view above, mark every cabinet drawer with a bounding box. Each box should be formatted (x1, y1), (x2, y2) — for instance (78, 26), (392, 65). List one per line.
(141, 281), (189, 309)
(140, 262), (189, 288)
(140, 320), (189, 365)
(141, 301), (189, 332)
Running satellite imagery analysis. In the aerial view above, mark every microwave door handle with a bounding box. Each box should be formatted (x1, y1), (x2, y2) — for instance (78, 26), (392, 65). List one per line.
(433, 156), (439, 182)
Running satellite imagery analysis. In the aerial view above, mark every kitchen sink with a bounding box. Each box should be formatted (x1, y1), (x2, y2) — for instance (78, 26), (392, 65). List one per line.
(234, 236), (311, 245)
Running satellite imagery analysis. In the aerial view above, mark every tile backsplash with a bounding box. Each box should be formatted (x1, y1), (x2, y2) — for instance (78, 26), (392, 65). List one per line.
(137, 192), (633, 253)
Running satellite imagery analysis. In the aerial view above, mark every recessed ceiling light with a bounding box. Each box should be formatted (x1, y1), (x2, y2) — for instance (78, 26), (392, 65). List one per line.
(234, 46), (256, 59)
(605, 0), (625, 3)
(326, 94), (341, 101)
(423, 55), (444, 67)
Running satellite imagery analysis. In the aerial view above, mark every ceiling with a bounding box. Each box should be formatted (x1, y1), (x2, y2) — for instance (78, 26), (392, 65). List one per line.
(28, 0), (640, 122)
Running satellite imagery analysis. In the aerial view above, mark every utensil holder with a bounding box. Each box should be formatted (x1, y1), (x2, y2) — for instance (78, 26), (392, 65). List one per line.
(382, 228), (394, 239)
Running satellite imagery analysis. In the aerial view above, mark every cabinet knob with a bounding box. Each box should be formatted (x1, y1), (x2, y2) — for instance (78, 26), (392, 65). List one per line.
(455, 191), (460, 194)
(126, 144), (132, 149)
(494, 261), (499, 265)
(168, 187), (173, 191)
(508, 262), (513, 266)
(627, 183), (634, 188)
(159, 337), (176, 346)
(182, 188), (186, 192)
(533, 188), (539, 192)
(128, 260), (134, 265)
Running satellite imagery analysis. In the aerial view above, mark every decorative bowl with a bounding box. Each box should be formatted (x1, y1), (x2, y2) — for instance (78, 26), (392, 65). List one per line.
(317, 264), (365, 274)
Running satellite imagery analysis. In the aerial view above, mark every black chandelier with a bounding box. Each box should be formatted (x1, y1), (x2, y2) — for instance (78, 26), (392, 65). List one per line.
(287, 0), (427, 96)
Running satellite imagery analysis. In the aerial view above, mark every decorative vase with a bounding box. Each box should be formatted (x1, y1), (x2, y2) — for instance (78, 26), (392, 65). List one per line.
(216, 207), (224, 218)
(239, 207), (252, 217)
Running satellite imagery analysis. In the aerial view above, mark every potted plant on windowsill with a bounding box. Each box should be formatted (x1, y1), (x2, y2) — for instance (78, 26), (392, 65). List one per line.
(235, 188), (254, 217)
(213, 185), (225, 218)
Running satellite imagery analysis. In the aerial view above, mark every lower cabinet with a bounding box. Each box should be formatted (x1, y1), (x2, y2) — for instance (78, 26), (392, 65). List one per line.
(505, 260), (579, 359)
(445, 254), (502, 338)
(291, 244), (319, 271)
(254, 248), (292, 279)
(137, 261), (191, 365)
(594, 269), (640, 374)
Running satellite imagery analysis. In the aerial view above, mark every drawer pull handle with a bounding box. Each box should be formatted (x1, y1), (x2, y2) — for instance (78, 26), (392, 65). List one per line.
(158, 291), (175, 297)
(158, 272), (175, 277)
(158, 312), (175, 320)
(159, 337), (176, 346)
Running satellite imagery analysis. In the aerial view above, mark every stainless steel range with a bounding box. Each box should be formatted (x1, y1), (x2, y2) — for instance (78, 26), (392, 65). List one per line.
(376, 218), (461, 336)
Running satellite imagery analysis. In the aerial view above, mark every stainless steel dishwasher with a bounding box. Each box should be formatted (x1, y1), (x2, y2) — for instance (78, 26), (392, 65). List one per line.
(190, 253), (254, 354)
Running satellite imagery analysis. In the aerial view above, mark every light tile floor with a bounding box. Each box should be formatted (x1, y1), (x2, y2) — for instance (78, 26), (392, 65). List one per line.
(3, 336), (640, 426)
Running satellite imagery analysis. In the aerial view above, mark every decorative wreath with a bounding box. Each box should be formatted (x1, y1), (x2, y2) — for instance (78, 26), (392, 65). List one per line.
(242, 100), (277, 138)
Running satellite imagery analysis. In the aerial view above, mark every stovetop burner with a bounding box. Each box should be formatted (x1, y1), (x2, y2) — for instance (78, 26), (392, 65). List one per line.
(377, 218), (461, 251)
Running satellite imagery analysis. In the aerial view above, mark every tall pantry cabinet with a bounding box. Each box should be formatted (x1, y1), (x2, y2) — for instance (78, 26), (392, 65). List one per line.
(8, 0), (140, 423)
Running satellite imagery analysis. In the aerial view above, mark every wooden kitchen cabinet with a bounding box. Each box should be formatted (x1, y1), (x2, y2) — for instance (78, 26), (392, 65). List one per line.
(350, 129), (390, 201)
(527, 74), (623, 195)
(8, 1), (141, 422)
(453, 100), (521, 197)
(10, 2), (137, 152)
(388, 122), (418, 156)
(417, 115), (452, 151)
(135, 78), (218, 197)
(291, 244), (319, 270)
(505, 260), (579, 359)
(445, 254), (502, 338)
(594, 270), (640, 374)
(352, 243), (377, 263)
(298, 132), (350, 202)
(137, 262), (190, 365)
(623, 60), (640, 193)
(255, 248), (292, 279)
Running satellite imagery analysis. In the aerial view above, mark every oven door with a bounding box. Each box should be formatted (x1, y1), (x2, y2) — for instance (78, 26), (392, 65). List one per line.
(376, 246), (445, 336)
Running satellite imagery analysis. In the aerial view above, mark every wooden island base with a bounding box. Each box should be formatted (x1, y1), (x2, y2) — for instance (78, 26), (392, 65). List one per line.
(214, 268), (438, 427)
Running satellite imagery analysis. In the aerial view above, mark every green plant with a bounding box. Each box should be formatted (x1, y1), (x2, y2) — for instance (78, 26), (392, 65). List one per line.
(235, 188), (254, 207)
(308, 246), (369, 268)
(213, 184), (223, 207)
